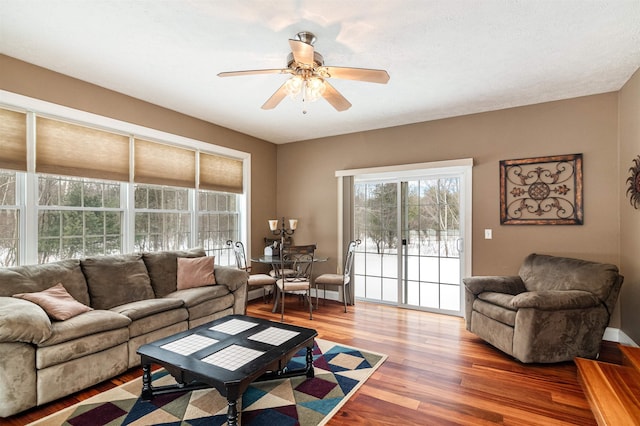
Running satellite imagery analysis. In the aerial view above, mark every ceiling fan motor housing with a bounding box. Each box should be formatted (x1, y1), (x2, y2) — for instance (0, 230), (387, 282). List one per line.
(294, 31), (317, 45)
(287, 52), (324, 71)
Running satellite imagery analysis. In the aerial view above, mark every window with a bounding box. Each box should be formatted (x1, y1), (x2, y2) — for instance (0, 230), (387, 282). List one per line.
(198, 190), (239, 266)
(38, 175), (123, 263)
(0, 99), (249, 266)
(0, 171), (19, 267)
(134, 184), (191, 252)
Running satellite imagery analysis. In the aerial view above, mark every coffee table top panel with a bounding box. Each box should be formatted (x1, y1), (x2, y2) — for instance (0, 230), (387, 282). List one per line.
(137, 314), (317, 382)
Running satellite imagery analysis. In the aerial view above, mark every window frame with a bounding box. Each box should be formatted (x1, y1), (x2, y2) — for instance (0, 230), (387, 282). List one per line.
(0, 170), (21, 267)
(0, 90), (251, 266)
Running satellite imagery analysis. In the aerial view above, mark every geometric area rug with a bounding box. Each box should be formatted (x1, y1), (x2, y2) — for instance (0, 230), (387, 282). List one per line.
(29, 339), (386, 426)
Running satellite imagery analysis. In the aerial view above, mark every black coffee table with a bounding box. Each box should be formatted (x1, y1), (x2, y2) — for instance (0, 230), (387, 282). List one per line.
(137, 314), (318, 426)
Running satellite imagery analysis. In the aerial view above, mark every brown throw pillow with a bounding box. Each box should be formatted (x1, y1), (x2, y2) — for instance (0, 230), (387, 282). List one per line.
(13, 283), (93, 321)
(177, 256), (216, 290)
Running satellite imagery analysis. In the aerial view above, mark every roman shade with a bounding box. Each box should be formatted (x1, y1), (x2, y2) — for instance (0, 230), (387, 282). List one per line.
(199, 152), (243, 194)
(134, 139), (196, 188)
(1, 109), (244, 194)
(36, 117), (129, 181)
(0, 108), (27, 171)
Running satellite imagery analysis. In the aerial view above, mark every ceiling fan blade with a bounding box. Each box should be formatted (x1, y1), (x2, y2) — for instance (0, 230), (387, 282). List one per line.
(323, 66), (390, 84)
(288, 39), (315, 65)
(218, 69), (288, 77)
(322, 81), (352, 112)
(261, 82), (289, 110)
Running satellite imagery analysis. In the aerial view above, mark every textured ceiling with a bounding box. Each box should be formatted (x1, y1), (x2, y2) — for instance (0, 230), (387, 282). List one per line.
(1, 0), (639, 144)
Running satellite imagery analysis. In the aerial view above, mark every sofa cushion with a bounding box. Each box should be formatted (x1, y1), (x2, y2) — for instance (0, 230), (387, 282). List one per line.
(110, 298), (185, 321)
(0, 259), (90, 305)
(177, 256), (216, 290)
(519, 253), (620, 301)
(36, 328), (129, 369)
(477, 292), (518, 310)
(184, 294), (235, 322)
(13, 283), (93, 321)
(142, 248), (206, 297)
(81, 254), (154, 310)
(39, 310), (131, 347)
(0, 297), (52, 344)
(127, 308), (189, 338)
(164, 285), (231, 308)
(472, 298), (517, 326)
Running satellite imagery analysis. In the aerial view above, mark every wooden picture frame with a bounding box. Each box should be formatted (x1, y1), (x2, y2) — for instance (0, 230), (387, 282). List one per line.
(500, 153), (583, 225)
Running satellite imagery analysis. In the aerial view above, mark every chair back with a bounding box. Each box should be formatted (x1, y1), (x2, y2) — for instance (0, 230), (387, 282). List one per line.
(343, 240), (360, 278)
(281, 244), (316, 282)
(227, 240), (249, 271)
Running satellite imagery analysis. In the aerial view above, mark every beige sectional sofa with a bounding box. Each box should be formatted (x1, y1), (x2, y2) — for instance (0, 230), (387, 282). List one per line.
(0, 248), (248, 417)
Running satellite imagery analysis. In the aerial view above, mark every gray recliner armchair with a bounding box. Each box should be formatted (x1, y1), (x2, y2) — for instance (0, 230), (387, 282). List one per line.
(463, 253), (623, 363)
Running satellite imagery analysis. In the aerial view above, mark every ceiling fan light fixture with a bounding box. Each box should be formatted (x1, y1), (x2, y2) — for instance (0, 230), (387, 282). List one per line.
(284, 76), (303, 98)
(303, 77), (326, 102)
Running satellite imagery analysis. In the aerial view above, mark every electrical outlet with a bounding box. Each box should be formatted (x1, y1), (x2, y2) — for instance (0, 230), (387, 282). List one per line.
(484, 229), (492, 239)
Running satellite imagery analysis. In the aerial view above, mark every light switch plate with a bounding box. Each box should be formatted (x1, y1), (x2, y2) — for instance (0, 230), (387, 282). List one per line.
(484, 229), (492, 239)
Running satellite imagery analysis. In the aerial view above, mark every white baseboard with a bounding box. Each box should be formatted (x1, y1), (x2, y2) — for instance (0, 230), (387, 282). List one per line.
(603, 327), (639, 347)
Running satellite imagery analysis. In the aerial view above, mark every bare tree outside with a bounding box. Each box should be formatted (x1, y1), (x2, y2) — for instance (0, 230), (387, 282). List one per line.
(198, 190), (239, 266)
(134, 184), (190, 252)
(354, 177), (462, 310)
(355, 182), (398, 254)
(355, 179), (459, 255)
(0, 171), (18, 267)
(38, 175), (123, 263)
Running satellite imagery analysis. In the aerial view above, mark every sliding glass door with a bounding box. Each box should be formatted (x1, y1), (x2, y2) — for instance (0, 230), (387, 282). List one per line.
(402, 177), (462, 312)
(352, 165), (469, 316)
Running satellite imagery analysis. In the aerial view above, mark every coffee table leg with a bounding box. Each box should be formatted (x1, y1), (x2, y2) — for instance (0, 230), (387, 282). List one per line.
(227, 398), (238, 426)
(305, 345), (315, 378)
(141, 363), (153, 400)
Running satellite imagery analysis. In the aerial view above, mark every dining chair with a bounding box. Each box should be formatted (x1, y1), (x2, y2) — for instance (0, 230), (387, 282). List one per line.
(273, 244), (316, 321)
(266, 236), (295, 278)
(227, 240), (276, 303)
(314, 240), (360, 312)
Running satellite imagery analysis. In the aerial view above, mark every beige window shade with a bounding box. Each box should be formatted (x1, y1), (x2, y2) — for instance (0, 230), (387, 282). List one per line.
(0, 108), (27, 171)
(199, 152), (243, 194)
(134, 139), (196, 188)
(36, 117), (129, 181)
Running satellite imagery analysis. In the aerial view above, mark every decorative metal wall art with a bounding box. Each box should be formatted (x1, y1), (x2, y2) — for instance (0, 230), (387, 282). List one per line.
(626, 155), (640, 210)
(500, 153), (583, 225)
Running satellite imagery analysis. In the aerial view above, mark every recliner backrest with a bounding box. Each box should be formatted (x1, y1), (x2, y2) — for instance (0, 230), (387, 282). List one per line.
(518, 253), (620, 302)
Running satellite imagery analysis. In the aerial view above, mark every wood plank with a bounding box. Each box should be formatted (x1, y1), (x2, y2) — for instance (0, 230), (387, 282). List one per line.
(575, 357), (640, 426)
(620, 344), (640, 372)
(3, 299), (616, 425)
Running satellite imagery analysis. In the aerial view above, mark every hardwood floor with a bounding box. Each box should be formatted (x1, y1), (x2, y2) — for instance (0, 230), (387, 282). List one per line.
(6, 298), (617, 425)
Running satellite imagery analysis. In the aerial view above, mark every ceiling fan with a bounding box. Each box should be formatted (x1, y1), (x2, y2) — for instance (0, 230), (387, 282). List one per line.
(217, 31), (390, 112)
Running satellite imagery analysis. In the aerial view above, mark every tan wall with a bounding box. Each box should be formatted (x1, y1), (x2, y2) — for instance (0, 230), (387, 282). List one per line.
(619, 68), (640, 344)
(277, 93), (624, 326)
(2, 54), (634, 338)
(0, 55), (277, 259)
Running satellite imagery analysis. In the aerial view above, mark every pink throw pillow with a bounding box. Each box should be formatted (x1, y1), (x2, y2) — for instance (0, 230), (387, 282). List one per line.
(13, 283), (93, 321)
(177, 256), (216, 290)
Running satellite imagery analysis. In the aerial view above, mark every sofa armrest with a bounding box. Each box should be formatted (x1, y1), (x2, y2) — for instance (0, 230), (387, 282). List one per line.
(214, 266), (249, 292)
(511, 290), (600, 311)
(0, 297), (52, 344)
(463, 275), (526, 296)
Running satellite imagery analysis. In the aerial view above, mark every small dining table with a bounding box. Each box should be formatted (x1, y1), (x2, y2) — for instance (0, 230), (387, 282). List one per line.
(250, 255), (328, 313)
(250, 255), (329, 265)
